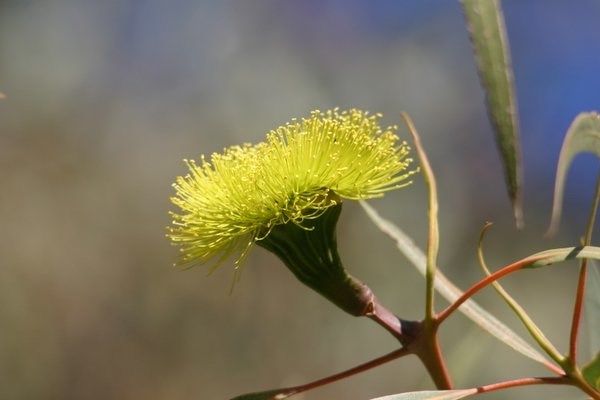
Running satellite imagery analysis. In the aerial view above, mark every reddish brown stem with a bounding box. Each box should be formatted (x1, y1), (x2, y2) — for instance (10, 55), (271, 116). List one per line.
(436, 258), (536, 324)
(475, 376), (567, 395)
(367, 298), (418, 346)
(415, 324), (453, 389)
(569, 262), (587, 364)
(367, 298), (452, 389)
(280, 347), (411, 398)
(570, 172), (600, 363)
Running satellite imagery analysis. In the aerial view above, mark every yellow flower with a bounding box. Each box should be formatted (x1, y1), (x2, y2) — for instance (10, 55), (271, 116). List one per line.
(168, 109), (415, 270)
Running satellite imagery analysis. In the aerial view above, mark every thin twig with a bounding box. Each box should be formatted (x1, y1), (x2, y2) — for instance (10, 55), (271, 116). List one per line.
(279, 347), (412, 398)
(436, 258), (533, 324)
(475, 376), (567, 395)
(477, 222), (564, 365)
(569, 171), (600, 363)
(570, 263), (588, 364)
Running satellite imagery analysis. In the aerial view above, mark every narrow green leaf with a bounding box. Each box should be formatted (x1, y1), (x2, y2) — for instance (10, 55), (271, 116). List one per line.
(360, 201), (551, 366)
(547, 112), (600, 236)
(371, 389), (477, 400)
(462, 0), (523, 228)
(583, 352), (600, 390)
(527, 246), (600, 268)
(230, 389), (292, 400)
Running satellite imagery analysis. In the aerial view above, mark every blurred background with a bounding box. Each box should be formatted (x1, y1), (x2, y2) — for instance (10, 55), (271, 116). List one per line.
(1, 1), (600, 399)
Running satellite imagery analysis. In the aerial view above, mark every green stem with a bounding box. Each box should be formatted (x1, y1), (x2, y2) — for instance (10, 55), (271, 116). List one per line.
(401, 112), (439, 322)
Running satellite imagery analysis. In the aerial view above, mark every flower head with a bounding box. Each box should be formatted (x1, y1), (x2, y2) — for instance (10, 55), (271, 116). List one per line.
(168, 109), (415, 269)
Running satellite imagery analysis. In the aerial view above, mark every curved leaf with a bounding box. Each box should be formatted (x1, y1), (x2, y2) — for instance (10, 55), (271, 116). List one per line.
(547, 112), (600, 236)
(371, 389), (477, 400)
(360, 201), (551, 367)
(462, 0), (523, 228)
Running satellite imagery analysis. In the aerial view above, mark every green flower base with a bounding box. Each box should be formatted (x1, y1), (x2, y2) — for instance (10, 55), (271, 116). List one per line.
(257, 203), (373, 316)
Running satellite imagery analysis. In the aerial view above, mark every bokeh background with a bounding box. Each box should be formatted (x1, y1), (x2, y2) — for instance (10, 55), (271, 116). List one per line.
(1, 1), (600, 399)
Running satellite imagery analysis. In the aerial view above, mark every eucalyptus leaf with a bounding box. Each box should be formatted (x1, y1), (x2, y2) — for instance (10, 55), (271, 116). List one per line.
(547, 112), (600, 236)
(371, 389), (477, 400)
(230, 389), (291, 400)
(360, 201), (551, 366)
(583, 352), (600, 390)
(527, 246), (600, 268)
(462, 0), (523, 228)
